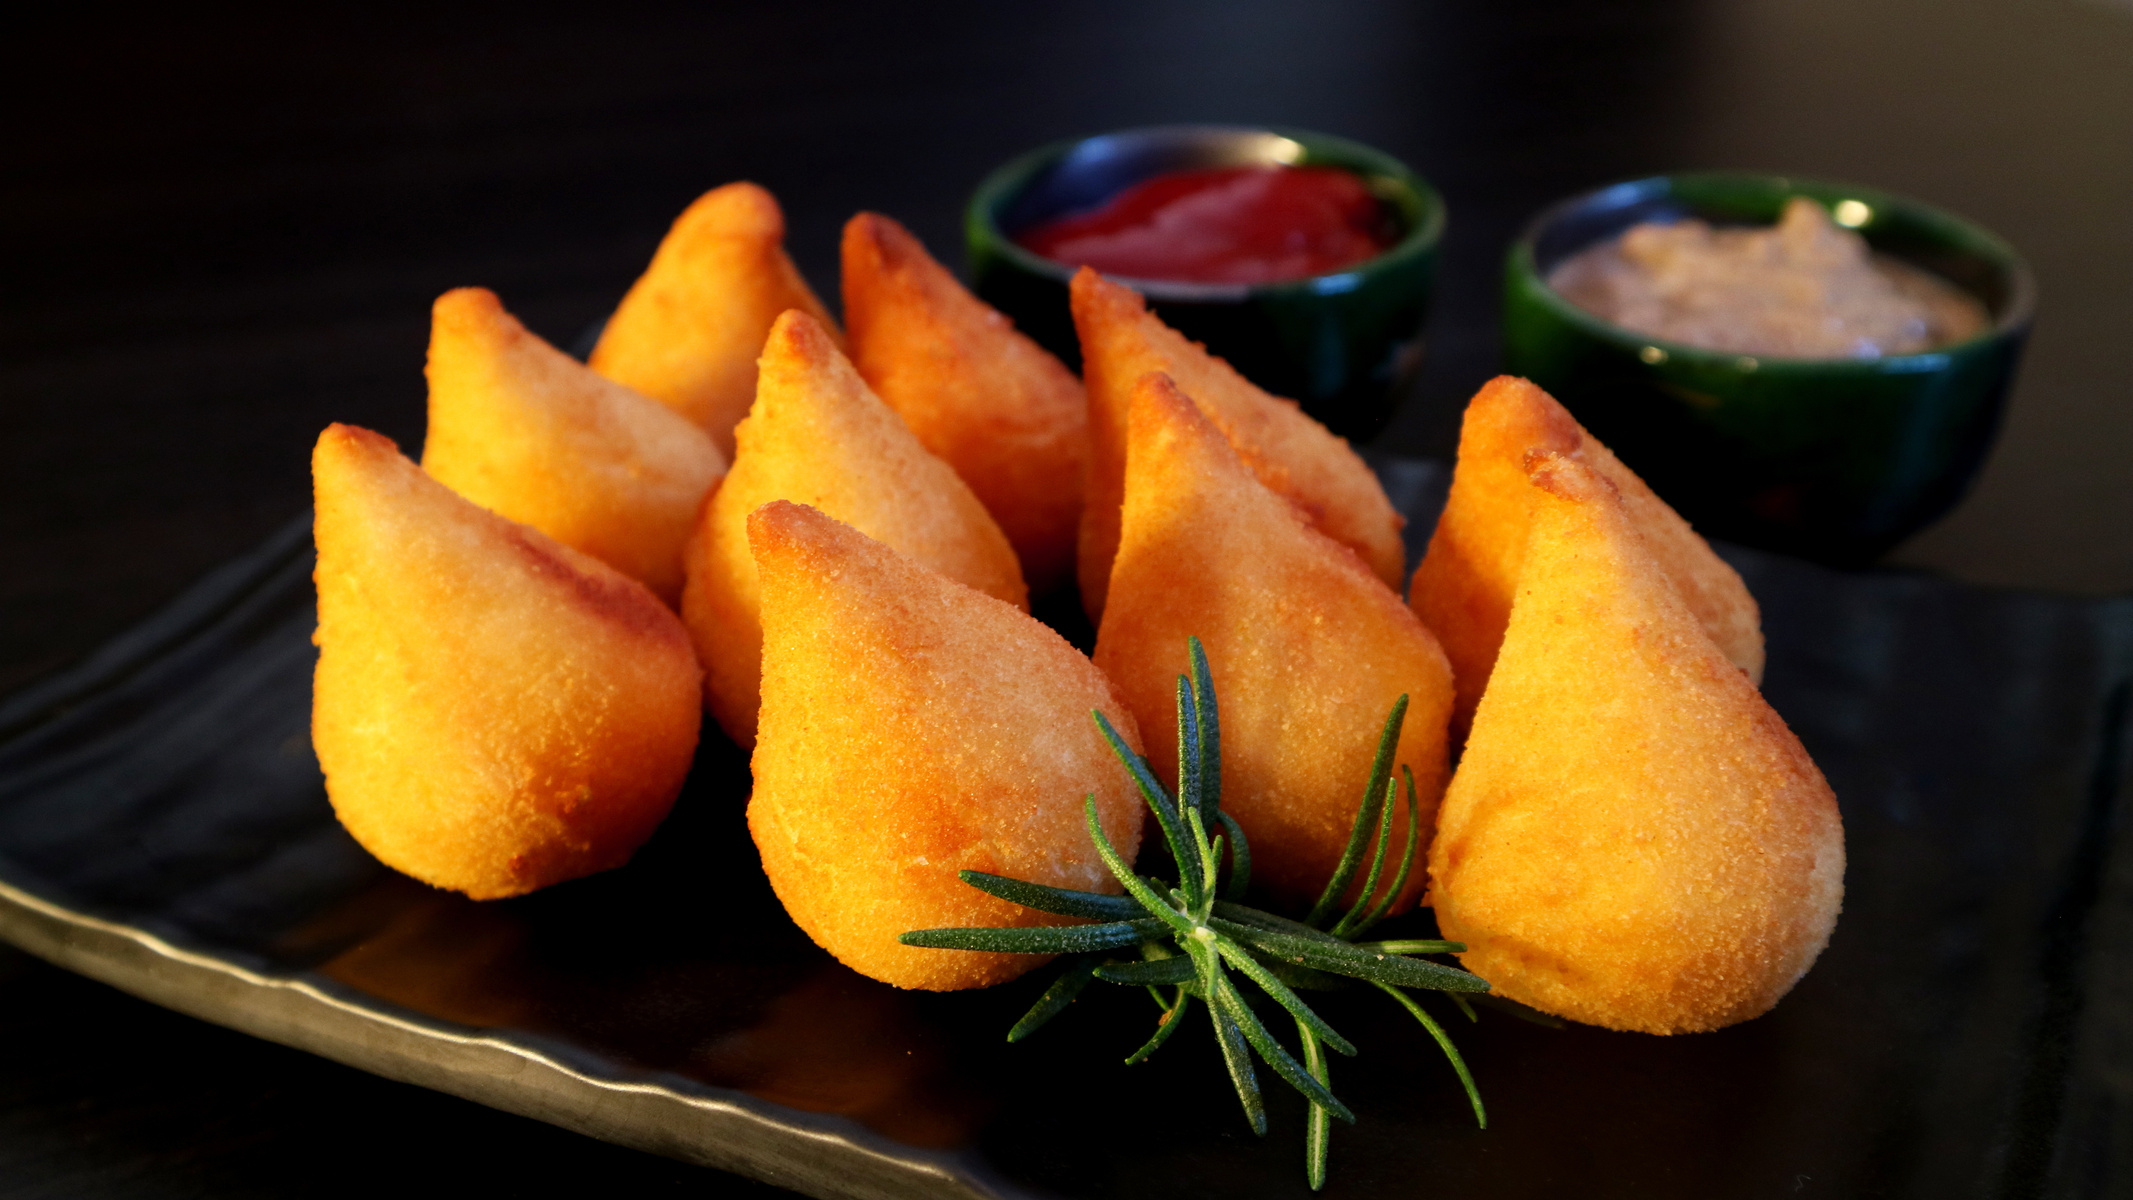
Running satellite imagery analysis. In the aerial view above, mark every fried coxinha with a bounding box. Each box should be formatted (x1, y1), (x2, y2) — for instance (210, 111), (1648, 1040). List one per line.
(1430, 451), (1843, 1034)
(306, 179), (1843, 1187)
(1071, 267), (1408, 617)
(747, 499), (1141, 990)
(421, 286), (726, 607)
(1411, 375), (1764, 738)
(311, 424), (700, 899)
(683, 308), (1026, 750)
(588, 181), (839, 460)
(1098, 371), (1454, 912)
(843, 212), (1089, 597)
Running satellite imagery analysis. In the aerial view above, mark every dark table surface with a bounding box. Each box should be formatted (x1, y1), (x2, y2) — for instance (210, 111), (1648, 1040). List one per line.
(4, 2), (2131, 1195)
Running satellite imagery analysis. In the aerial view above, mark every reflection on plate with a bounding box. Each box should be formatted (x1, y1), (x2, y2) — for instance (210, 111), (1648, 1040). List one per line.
(0, 459), (2126, 1199)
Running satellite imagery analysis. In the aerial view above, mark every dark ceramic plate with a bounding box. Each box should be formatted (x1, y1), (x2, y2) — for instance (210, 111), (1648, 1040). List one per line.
(0, 460), (2128, 1199)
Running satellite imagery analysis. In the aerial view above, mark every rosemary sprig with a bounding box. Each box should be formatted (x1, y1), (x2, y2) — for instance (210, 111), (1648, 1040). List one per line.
(901, 637), (1491, 1190)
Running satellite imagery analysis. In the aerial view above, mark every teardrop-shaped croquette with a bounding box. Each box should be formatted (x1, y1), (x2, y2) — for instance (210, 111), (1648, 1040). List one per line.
(1071, 268), (1406, 618)
(589, 182), (839, 457)
(842, 212), (1088, 596)
(748, 501), (1145, 991)
(683, 310), (1027, 748)
(1429, 453), (1843, 1034)
(312, 424), (701, 900)
(1094, 373), (1454, 911)
(1411, 376), (1763, 737)
(420, 287), (727, 606)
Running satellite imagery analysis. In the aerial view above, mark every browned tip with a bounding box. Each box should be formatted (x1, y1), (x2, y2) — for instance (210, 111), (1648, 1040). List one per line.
(1525, 449), (1617, 505)
(746, 497), (813, 548)
(678, 180), (784, 240)
(314, 422), (400, 467)
(1468, 375), (1584, 455)
(1128, 370), (1196, 427)
(763, 307), (838, 365)
(1472, 375), (1549, 411)
(429, 286), (523, 350)
(313, 424), (415, 518)
(432, 286), (502, 322)
(747, 499), (875, 580)
(1127, 370), (1239, 486)
(843, 211), (924, 268)
(841, 212), (881, 264)
(1069, 267), (1150, 352)
(1070, 263), (1140, 308)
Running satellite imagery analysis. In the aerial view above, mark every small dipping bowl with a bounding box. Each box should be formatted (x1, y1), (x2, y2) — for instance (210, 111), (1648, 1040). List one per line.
(1504, 172), (2035, 565)
(967, 125), (1445, 441)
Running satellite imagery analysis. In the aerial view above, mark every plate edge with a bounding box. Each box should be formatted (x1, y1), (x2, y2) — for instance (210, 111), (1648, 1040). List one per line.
(0, 871), (1028, 1200)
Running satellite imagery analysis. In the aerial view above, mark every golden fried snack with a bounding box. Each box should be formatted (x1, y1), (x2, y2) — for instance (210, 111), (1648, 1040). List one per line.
(684, 310), (1027, 748)
(1411, 376), (1763, 737)
(1071, 267), (1406, 618)
(420, 287), (727, 606)
(312, 424), (701, 900)
(589, 182), (839, 457)
(1429, 453), (1843, 1034)
(842, 213), (1088, 595)
(1094, 373), (1454, 911)
(748, 500), (1145, 990)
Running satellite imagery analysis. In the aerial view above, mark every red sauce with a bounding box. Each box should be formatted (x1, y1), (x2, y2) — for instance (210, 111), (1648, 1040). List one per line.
(1014, 165), (1396, 286)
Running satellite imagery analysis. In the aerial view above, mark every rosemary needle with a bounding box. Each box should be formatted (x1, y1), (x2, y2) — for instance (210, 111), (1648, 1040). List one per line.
(902, 637), (1496, 1190)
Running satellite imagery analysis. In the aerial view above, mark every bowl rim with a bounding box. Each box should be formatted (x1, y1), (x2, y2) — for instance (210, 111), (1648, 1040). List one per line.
(966, 123), (1446, 302)
(1508, 170), (2038, 372)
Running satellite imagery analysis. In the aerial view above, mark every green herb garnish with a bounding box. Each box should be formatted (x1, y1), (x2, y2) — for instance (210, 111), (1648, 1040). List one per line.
(901, 637), (1490, 1189)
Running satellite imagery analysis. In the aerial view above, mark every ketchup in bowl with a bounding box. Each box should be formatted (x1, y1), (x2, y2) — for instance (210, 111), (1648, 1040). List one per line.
(1013, 165), (1396, 287)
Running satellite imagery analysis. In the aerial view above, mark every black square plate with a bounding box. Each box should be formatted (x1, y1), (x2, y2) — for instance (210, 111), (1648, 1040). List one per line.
(1, 460), (2127, 1199)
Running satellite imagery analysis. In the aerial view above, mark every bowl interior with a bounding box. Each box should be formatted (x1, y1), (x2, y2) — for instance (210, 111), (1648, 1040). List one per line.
(980, 125), (1442, 295)
(1526, 173), (2035, 341)
(997, 126), (1307, 234)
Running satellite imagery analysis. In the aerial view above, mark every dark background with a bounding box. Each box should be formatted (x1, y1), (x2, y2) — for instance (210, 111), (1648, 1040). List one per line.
(3, 1), (2129, 1194)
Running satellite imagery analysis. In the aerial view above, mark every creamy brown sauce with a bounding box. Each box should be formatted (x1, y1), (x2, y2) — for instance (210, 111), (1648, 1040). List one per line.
(1549, 197), (1990, 358)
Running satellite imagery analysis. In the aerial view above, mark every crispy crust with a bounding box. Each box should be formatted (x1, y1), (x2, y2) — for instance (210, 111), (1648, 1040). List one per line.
(842, 213), (1088, 595)
(1428, 452), (1842, 1033)
(748, 501), (1144, 990)
(1411, 376), (1763, 739)
(1070, 268), (1406, 619)
(421, 287), (726, 605)
(682, 310), (1026, 748)
(589, 182), (839, 457)
(1094, 373), (1453, 911)
(311, 424), (700, 899)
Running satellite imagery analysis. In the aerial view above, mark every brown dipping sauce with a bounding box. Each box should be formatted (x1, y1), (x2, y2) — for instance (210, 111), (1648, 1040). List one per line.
(1548, 197), (1989, 358)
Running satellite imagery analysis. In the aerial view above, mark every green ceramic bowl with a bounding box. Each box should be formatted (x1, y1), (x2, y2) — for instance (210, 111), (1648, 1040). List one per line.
(967, 125), (1445, 441)
(1503, 172), (2034, 565)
